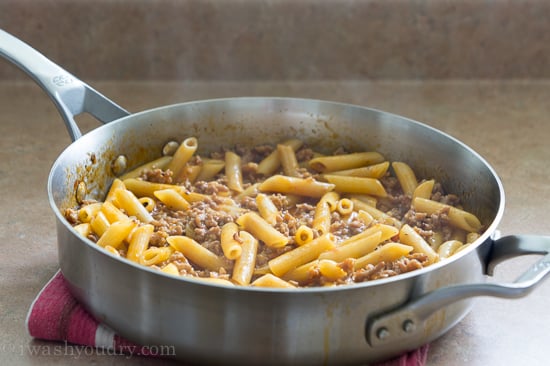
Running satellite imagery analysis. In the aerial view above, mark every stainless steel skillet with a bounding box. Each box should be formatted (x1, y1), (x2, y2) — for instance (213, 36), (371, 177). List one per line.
(2, 29), (550, 365)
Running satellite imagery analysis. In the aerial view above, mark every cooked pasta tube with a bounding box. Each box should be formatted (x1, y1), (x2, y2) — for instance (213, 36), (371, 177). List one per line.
(236, 212), (289, 248)
(312, 199), (331, 235)
(323, 175), (387, 197)
(104, 245), (120, 256)
(123, 178), (207, 203)
(251, 274), (296, 288)
(196, 277), (235, 286)
(257, 139), (303, 176)
(97, 219), (137, 249)
(412, 197), (482, 232)
(268, 233), (335, 277)
(232, 231), (259, 285)
(277, 144), (300, 177)
(167, 137), (198, 182)
(318, 259), (347, 281)
(437, 240), (463, 259)
(319, 232), (382, 262)
(235, 183), (260, 201)
(90, 211), (110, 237)
(282, 260), (319, 283)
(77, 202), (102, 223)
(309, 152), (385, 172)
(354, 243), (414, 270)
(73, 223), (92, 237)
(195, 159), (225, 182)
(220, 222), (243, 260)
(357, 210), (374, 226)
(140, 246), (173, 266)
(339, 223), (399, 247)
(412, 179), (435, 200)
(127, 224), (154, 263)
(256, 193), (279, 225)
(118, 156), (172, 180)
(392, 162), (418, 196)
(329, 161), (390, 179)
(105, 179), (127, 203)
(139, 197), (156, 212)
(160, 263), (180, 276)
(225, 151), (244, 192)
(351, 199), (401, 227)
(100, 201), (129, 224)
(154, 189), (191, 211)
(345, 194), (377, 207)
(295, 225), (315, 245)
(398, 224), (438, 264)
(336, 198), (354, 215)
(259, 175), (335, 198)
(114, 188), (154, 223)
(167, 236), (229, 271)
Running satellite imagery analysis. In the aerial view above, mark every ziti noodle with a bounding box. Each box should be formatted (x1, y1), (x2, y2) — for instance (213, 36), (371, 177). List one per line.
(64, 137), (485, 288)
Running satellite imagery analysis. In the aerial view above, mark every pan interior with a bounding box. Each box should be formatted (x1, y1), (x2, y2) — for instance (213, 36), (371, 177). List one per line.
(48, 97), (504, 246)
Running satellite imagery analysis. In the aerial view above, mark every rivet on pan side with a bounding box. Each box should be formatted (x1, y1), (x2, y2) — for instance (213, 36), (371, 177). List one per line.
(111, 155), (128, 176)
(75, 181), (86, 204)
(162, 141), (179, 156)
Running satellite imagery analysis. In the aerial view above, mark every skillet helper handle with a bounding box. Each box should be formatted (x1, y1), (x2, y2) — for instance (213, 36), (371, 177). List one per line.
(0, 29), (129, 142)
(366, 235), (550, 347)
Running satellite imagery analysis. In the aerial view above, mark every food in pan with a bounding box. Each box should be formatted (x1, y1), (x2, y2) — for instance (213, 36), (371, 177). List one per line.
(64, 137), (484, 288)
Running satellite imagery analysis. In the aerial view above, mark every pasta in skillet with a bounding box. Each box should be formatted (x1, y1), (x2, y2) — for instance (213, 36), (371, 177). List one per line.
(64, 137), (485, 288)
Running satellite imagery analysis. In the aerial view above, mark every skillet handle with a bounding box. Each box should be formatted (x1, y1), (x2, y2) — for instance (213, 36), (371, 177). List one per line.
(0, 29), (129, 142)
(365, 235), (550, 347)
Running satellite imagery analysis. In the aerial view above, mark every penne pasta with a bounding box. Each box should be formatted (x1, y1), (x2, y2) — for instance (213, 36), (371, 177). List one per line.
(412, 197), (482, 232)
(256, 193), (279, 225)
(127, 224), (154, 263)
(257, 139), (303, 176)
(114, 188), (154, 223)
(90, 211), (111, 237)
(412, 179), (435, 200)
(268, 233), (335, 277)
(139, 197), (156, 212)
(101, 201), (129, 224)
(319, 231), (382, 262)
(392, 162), (418, 196)
(236, 212), (289, 248)
(252, 274), (296, 288)
(295, 225), (315, 246)
(398, 224), (438, 264)
(329, 161), (390, 179)
(96, 219), (137, 249)
(437, 240), (463, 259)
(140, 246), (173, 266)
(323, 175), (387, 197)
(309, 152), (385, 172)
(77, 202), (102, 223)
(277, 144), (300, 177)
(167, 137), (198, 182)
(154, 189), (190, 211)
(195, 159), (225, 182)
(336, 198), (354, 216)
(118, 156), (172, 180)
(312, 197), (332, 236)
(354, 243), (414, 270)
(220, 222), (243, 260)
(259, 175), (335, 198)
(123, 178), (207, 203)
(225, 151), (244, 193)
(167, 236), (229, 271)
(232, 231), (259, 285)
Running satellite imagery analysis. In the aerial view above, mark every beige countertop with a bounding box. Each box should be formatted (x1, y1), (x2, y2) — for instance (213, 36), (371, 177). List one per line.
(1, 79), (549, 365)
